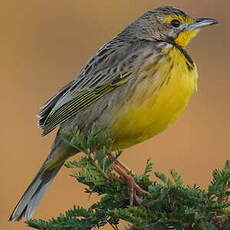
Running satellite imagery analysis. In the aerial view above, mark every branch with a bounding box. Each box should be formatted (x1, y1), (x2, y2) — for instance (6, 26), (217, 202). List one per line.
(26, 126), (230, 230)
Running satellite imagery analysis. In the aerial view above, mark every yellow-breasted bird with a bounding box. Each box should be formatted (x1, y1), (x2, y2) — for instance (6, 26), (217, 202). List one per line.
(9, 6), (218, 221)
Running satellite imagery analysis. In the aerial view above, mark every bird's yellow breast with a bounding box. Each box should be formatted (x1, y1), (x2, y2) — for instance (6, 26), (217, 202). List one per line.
(110, 46), (198, 149)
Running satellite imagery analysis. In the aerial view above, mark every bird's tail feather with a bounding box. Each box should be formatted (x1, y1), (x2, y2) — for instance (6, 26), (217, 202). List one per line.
(9, 162), (63, 221)
(9, 132), (76, 222)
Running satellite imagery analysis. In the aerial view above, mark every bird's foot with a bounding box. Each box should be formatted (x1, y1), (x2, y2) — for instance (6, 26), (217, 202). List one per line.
(112, 163), (149, 205)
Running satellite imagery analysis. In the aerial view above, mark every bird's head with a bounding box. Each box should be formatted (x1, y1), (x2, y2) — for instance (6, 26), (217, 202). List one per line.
(120, 6), (218, 48)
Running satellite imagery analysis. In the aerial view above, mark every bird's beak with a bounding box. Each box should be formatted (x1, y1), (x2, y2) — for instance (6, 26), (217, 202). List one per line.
(185, 18), (218, 31)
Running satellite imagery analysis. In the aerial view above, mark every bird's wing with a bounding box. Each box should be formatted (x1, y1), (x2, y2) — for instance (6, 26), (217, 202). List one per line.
(38, 80), (75, 128)
(38, 40), (145, 135)
(40, 69), (132, 135)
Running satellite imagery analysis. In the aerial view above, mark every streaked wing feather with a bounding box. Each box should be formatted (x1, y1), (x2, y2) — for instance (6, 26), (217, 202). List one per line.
(38, 80), (75, 128)
(42, 70), (132, 135)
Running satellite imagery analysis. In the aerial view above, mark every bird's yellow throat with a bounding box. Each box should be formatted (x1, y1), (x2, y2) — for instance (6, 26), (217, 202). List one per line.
(175, 30), (199, 47)
(110, 46), (198, 149)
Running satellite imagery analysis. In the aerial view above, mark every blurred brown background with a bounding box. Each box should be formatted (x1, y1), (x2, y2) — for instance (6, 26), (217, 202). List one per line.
(1, 0), (229, 229)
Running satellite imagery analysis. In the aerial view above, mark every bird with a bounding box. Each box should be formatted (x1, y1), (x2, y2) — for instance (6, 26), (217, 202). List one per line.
(9, 6), (218, 221)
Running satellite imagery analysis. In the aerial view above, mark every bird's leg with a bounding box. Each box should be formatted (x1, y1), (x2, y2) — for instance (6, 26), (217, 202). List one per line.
(108, 153), (135, 176)
(112, 162), (149, 205)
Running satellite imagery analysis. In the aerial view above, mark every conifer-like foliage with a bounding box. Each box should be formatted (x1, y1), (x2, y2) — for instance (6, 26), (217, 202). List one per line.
(27, 126), (230, 230)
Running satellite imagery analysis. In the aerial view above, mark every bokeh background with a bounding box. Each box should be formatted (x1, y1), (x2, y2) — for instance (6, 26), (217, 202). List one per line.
(1, 0), (229, 229)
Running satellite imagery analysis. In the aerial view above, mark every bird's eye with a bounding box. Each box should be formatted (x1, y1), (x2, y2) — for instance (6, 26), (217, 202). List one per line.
(170, 19), (181, 28)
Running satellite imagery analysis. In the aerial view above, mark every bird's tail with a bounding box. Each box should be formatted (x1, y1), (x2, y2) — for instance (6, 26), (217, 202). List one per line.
(9, 136), (75, 221)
